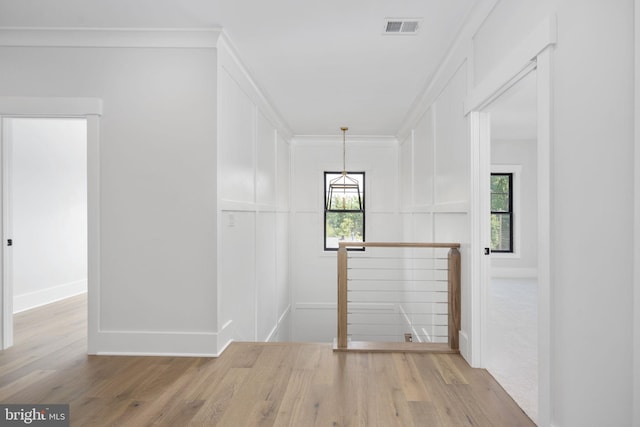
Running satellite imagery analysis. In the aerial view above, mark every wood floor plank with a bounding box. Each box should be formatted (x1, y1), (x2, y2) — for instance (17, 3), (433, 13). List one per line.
(0, 295), (536, 426)
(0, 369), (56, 401)
(188, 368), (252, 425)
(272, 369), (312, 426)
(392, 352), (431, 402)
(431, 353), (469, 385)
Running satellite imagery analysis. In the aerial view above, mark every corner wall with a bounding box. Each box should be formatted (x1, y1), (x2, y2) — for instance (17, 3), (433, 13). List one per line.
(216, 37), (292, 351)
(398, 56), (471, 355)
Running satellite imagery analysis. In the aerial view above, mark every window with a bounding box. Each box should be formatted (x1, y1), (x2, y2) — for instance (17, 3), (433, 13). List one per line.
(490, 173), (513, 253)
(324, 171), (365, 251)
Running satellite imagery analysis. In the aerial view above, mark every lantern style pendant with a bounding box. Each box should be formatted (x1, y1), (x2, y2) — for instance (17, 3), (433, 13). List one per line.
(326, 127), (363, 211)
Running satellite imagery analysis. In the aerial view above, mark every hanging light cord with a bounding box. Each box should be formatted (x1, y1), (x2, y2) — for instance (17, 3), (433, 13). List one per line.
(341, 127), (348, 175)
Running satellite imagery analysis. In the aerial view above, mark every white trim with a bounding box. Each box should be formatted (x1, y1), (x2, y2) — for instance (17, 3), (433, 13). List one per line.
(0, 97), (103, 117)
(295, 302), (336, 310)
(86, 115), (100, 354)
(466, 62), (537, 115)
(490, 268), (537, 279)
(396, 0), (501, 141)
(0, 27), (222, 48)
(458, 329), (470, 360)
(634, 2), (640, 425)
(469, 111), (491, 369)
(220, 200), (272, 212)
(464, 15), (557, 114)
(217, 33), (292, 140)
(216, 320), (234, 356)
(14, 281), (87, 313)
(536, 46), (553, 427)
(94, 330), (220, 357)
(265, 305), (292, 342)
(411, 202), (470, 214)
(0, 97), (100, 354)
(0, 119), (13, 349)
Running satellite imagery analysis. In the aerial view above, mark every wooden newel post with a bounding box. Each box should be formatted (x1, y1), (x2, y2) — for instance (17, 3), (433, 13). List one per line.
(337, 244), (348, 349)
(448, 247), (461, 351)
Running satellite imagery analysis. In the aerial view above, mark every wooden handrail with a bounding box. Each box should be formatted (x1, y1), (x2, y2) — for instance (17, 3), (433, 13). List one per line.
(336, 241), (462, 352)
(339, 242), (460, 249)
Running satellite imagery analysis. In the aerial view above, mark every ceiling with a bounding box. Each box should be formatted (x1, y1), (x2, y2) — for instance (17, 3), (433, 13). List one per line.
(0, 0), (479, 136)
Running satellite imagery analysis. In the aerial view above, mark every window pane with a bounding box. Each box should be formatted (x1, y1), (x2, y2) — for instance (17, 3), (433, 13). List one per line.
(328, 194), (362, 210)
(325, 211), (364, 249)
(491, 193), (510, 212)
(491, 213), (512, 252)
(325, 172), (364, 211)
(491, 175), (510, 193)
(324, 171), (365, 251)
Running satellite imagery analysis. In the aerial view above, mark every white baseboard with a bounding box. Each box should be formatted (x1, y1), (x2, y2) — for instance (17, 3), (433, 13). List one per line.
(459, 330), (471, 363)
(491, 267), (538, 278)
(265, 305), (292, 342)
(14, 279), (87, 313)
(92, 329), (223, 357)
(216, 320), (234, 356)
(295, 302), (336, 310)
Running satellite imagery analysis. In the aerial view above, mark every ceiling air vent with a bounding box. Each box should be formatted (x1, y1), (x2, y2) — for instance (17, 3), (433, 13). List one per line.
(383, 18), (421, 35)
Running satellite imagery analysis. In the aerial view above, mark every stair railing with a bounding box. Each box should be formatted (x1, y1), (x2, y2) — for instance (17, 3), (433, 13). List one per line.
(336, 242), (461, 352)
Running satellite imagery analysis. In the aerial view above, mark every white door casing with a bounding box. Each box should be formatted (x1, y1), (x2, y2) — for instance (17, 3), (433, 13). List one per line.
(0, 97), (102, 352)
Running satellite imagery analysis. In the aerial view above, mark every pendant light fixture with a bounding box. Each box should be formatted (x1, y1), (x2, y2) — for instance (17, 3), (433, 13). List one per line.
(326, 127), (363, 211)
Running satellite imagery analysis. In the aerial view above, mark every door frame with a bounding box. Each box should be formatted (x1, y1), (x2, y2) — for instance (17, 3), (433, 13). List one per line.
(0, 97), (102, 352)
(465, 16), (555, 427)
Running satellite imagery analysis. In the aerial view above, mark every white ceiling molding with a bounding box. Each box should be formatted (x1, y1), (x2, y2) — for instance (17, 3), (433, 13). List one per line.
(395, 0), (500, 142)
(217, 31), (293, 140)
(0, 96), (103, 116)
(0, 27), (222, 48)
(464, 15), (557, 114)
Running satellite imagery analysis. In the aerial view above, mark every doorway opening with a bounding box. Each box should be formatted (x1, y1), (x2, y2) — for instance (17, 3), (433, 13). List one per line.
(483, 70), (539, 422)
(1, 116), (88, 348)
(2, 117), (88, 347)
(466, 16), (554, 424)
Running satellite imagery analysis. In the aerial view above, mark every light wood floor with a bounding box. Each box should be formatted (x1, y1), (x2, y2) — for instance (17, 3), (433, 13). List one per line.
(0, 295), (535, 426)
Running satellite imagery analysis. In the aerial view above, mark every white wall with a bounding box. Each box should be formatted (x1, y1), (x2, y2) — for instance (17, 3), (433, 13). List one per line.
(8, 118), (87, 312)
(290, 136), (399, 342)
(550, 2), (633, 425)
(400, 0), (635, 425)
(217, 39), (291, 350)
(398, 61), (470, 356)
(0, 29), (292, 356)
(491, 139), (537, 275)
(0, 34), (220, 354)
(635, 2), (640, 425)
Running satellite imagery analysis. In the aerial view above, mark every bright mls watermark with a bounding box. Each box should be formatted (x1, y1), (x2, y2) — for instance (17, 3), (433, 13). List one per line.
(0, 405), (68, 426)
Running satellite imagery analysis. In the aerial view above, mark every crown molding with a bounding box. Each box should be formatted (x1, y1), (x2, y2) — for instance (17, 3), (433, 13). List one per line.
(217, 32), (293, 140)
(396, 0), (500, 141)
(0, 27), (222, 48)
(292, 135), (398, 146)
